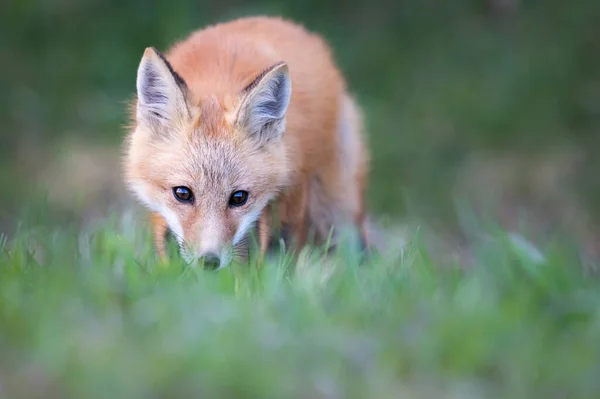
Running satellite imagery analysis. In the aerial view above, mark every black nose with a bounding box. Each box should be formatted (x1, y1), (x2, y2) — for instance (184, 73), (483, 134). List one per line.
(199, 252), (220, 269)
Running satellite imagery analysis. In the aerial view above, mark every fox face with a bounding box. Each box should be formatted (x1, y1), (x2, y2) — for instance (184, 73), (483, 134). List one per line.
(124, 48), (292, 268)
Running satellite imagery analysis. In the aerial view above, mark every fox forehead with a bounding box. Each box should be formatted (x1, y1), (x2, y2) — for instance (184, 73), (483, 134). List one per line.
(148, 99), (245, 184)
(177, 139), (247, 189)
(189, 95), (238, 137)
(173, 100), (282, 188)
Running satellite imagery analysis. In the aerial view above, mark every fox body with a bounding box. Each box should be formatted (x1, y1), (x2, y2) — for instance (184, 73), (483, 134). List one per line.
(123, 16), (370, 268)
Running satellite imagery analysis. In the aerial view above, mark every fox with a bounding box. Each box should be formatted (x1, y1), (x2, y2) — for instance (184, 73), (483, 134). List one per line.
(123, 16), (370, 269)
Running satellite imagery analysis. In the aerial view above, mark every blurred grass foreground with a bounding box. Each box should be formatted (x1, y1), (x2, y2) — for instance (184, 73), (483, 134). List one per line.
(2, 0), (600, 397)
(1, 213), (600, 398)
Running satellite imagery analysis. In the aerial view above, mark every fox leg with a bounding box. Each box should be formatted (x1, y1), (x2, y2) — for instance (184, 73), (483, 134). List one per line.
(150, 211), (168, 262)
(257, 205), (273, 266)
(339, 92), (370, 253)
(355, 164), (370, 253)
(280, 179), (309, 255)
(305, 93), (370, 255)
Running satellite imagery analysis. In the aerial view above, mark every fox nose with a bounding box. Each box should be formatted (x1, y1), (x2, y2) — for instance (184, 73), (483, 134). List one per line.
(198, 252), (220, 270)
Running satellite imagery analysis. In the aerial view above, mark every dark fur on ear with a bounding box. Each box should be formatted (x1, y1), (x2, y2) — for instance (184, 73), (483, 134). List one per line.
(152, 48), (188, 92)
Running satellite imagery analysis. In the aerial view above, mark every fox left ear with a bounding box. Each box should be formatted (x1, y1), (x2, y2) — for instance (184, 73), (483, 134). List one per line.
(236, 61), (292, 145)
(136, 47), (190, 136)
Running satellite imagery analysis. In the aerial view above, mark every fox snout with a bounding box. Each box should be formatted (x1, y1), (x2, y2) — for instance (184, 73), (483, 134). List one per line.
(181, 220), (233, 269)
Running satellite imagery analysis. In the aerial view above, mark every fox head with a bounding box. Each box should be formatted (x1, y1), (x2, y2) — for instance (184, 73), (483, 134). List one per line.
(124, 47), (292, 268)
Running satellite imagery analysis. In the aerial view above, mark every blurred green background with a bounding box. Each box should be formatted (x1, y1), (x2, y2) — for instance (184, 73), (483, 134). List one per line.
(2, 0), (600, 251)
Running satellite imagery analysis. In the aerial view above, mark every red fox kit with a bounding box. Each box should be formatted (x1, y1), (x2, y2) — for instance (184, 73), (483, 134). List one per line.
(123, 16), (370, 268)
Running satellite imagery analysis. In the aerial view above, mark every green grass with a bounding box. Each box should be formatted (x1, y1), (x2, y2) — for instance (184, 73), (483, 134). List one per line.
(0, 210), (599, 398)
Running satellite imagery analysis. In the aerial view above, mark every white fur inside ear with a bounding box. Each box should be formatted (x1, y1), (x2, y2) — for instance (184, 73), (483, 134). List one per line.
(241, 64), (292, 143)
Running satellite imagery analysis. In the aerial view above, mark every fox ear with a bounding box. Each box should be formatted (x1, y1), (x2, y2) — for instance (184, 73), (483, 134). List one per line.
(236, 61), (292, 145)
(136, 47), (190, 134)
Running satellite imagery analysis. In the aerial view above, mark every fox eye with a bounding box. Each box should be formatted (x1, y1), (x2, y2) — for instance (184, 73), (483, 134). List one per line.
(173, 186), (194, 203)
(229, 190), (248, 207)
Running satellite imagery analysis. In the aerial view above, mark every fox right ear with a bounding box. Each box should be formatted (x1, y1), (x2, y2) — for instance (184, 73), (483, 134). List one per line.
(136, 47), (190, 134)
(236, 61), (292, 145)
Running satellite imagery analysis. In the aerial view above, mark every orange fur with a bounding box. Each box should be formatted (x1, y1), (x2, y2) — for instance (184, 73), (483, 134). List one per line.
(150, 211), (168, 261)
(123, 16), (370, 267)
